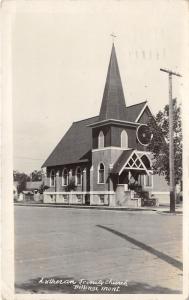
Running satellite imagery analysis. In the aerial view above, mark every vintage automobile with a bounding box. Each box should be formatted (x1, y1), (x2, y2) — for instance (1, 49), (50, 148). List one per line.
(140, 191), (158, 207)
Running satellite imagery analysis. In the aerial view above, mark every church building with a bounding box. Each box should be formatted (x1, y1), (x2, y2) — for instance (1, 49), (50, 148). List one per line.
(42, 44), (169, 207)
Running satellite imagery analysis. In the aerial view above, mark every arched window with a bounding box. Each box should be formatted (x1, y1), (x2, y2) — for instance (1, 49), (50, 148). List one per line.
(62, 168), (68, 186)
(76, 167), (82, 186)
(141, 155), (151, 170)
(145, 174), (153, 187)
(50, 169), (55, 187)
(121, 130), (128, 148)
(98, 163), (105, 184)
(98, 131), (104, 148)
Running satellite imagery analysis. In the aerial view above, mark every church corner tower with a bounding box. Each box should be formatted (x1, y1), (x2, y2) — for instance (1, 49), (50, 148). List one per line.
(88, 43), (129, 200)
(99, 43), (126, 121)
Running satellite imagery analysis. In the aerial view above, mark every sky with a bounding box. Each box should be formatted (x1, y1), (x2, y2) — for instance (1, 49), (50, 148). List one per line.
(11, 0), (188, 174)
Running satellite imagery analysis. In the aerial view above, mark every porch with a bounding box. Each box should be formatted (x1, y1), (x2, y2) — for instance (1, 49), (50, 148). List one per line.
(110, 149), (157, 207)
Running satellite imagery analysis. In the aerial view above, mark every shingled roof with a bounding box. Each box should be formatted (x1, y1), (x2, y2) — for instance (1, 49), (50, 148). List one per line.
(99, 43), (126, 121)
(26, 181), (42, 191)
(42, 101), (148, 168)
(125, 101), (147, 122)
(42, 116), (98, 167)
(111, 149), (134, 174)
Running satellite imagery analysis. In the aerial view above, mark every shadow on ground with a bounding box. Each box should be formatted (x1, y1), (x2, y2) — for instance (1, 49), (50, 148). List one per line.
(97, 225), (183, 271)
(15, 276), (181, 294)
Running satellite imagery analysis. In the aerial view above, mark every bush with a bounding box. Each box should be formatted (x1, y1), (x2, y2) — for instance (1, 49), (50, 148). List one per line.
(65, 178), (76, 192)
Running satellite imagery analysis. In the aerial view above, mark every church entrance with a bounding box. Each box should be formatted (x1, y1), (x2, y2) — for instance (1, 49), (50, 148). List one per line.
(110, 150), (152, 207)
(118, 169), (146, 187)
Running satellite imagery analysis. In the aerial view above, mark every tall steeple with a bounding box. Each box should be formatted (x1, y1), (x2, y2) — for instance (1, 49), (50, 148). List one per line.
(99, 43), (126, 121)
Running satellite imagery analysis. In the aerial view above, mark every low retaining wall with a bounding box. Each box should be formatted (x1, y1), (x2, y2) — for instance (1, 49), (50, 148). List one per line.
(44, 191), (162, 208)
(44, 192), (86, 205)
(44, 191), (116, 206)
(151, 192), (170, 205)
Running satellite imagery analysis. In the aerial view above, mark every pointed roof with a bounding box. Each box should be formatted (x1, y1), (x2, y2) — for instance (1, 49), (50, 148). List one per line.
(42, 102), (152, 167)
(111, 149), (134, 174)
(110, 149), (151, 175)
(125, 101), (147, 122)
(99, 43), (126, 121)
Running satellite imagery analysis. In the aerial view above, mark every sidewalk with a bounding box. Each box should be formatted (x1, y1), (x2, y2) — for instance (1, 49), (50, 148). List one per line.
(155, 204), (183, 215)
(14, 202), (183, 214)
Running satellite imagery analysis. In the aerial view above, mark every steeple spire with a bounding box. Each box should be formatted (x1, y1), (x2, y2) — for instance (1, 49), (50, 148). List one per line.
(99, 43), (126, 121)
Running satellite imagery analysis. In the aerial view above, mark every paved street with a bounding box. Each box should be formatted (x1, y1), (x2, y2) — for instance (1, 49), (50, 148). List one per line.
(14, 206), (182, 294)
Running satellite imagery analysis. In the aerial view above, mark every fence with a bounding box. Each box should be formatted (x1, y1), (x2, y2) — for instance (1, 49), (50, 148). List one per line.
(43, 191), (116, 206)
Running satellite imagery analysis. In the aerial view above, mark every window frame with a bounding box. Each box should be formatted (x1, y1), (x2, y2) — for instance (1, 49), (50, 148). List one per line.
(121, 129), (128, 148)
(75, 167), (82, 186)
(98, 130), (105, 149)
(62, 168), (68, 186)
(98, 162), (105, 184)
(144, 174), (153, 187)
(50, 169), (55, 187)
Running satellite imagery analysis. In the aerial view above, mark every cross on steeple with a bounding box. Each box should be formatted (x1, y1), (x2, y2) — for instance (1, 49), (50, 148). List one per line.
(110, 33), (117, 43)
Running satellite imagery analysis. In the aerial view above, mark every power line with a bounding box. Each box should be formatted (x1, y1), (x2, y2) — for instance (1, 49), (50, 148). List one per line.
(160, 68), (182, 77)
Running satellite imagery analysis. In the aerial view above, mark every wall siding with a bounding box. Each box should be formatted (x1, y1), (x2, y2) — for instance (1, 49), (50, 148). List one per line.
(138, 108), (151, 124)
(153, 174), (169, 192)
(92, 148), (123, 191)
(46, 163), (90, 192)
(92, 123), (148, 152)
(92, 126), (111, 149)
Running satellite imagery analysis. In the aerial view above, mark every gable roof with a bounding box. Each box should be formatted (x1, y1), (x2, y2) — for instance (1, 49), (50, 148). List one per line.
(111, 149), (152, 175)
(42, 116), (98, 167)
(42, 103), (152, 167)
(99, 43), (126, 121)
(125, 101), (147, 122)
(111, 149), (134, 174)
(26, 181), (42, 191)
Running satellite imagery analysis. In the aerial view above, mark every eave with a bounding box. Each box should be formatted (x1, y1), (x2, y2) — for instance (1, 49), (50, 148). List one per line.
(87, 119), (145, 128)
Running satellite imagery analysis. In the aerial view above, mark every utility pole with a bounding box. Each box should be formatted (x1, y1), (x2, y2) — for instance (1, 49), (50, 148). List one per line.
(160, 68), (182, 213)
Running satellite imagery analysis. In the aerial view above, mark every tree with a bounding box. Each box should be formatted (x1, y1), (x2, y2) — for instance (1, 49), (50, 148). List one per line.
(38, 182), (49, 194)
(13, 171), (31, 194)
(147, 98), (182, 185)
(30, 170), (43, 181)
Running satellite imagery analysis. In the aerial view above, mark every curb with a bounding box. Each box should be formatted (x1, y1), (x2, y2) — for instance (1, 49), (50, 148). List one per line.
(156, 210), (182, 216)
(14, 202), (158, 212)
(13, 203), (182, 214)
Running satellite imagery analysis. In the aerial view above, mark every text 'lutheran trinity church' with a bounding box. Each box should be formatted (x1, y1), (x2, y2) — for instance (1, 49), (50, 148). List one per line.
(42, 43), (169, 207)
